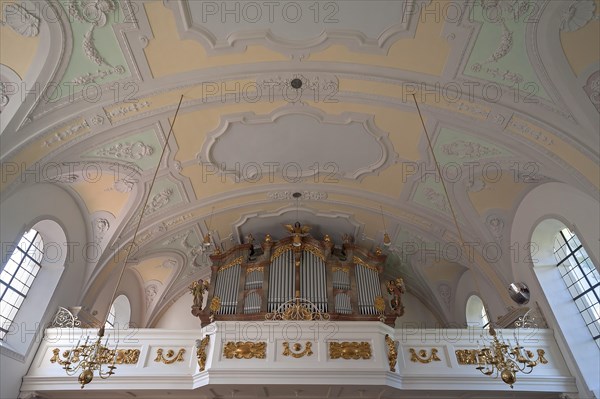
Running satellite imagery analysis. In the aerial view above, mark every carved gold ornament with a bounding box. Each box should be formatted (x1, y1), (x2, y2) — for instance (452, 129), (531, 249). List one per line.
(386, 277), (406, 316)
(329, 342), (372, 360)
(154, 348), (185, 364)
(50, 348), (140, 365)
(218, 256), (243, 272)
(209, 296), (221, 322)
(223, 341), (266, 359)
(303, 244), (325, 261)
(271, 244), (294, 261)
(282, 342), (313, 358)
(353, 256), (379, 273)
(455, 349), (479, 365)
(409, 348), (441, 364)
(209, 296), (221, 312)
(374, 296), (385, 313)
(196, 336), (210, 371)
(265, 297), (330, 321)
(246, 266), (264, 274)
(385, 334), (398, 372)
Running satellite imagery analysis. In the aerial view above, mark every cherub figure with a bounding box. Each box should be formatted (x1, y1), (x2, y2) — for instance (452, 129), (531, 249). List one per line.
(284, 222), (311, 235)
(284, 222), (311, 247)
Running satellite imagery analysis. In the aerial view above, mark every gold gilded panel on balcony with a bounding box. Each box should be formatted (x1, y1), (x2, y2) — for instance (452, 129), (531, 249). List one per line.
(50, 348), (140, 365)
(329, 341), (372, 360)
(223, 341), (267, 359)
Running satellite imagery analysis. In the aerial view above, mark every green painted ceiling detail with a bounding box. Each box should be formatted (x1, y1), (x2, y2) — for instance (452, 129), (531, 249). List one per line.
(142, 179), (183, 217)
(84, 129), (161, 170)
(160, 229), (200, 250)
(433, 127), (513, 165)
(127, 179), (184, 230)
(465, 2), (549, 100)
(57, 0), (130, 97)
(412, 176), (464, 222)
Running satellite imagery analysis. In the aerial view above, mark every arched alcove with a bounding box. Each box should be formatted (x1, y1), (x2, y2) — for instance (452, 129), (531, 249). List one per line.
(0, 183), (89, 399)
(465, 295), (488, 328)
(106, 294), (131, 330)
(511, 182), (599, 398)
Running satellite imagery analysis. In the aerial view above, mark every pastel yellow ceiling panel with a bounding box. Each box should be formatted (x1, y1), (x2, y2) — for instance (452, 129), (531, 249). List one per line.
(507, 117), (599, 188)
(0, 118), (91, 192)
(71, 174), (131, 216)
(132, 256), (177, 285)
(340, 79), (492, 122)
(468, 173), (528, 215)
(143, 2), (287, 78)
(173, 100), (287, 162)
(310, 101), (422, 162)
(0, 0), (40, 80)
(421, 260), (466, 282)
(307, 2), (449, 76)
(560, 0), (600, 76)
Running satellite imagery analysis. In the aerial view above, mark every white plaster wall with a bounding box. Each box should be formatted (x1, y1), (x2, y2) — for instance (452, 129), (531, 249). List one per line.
(0, 183), (89, 399)
(396, 292), (440, 328)
(154, 292), (204, 330)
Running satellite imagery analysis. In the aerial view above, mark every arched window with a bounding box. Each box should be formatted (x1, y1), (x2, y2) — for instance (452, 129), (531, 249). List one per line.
(0, 229), (44, 340)
(466, 295), (489, 328)
(105, 295), (131, 329)
(553, 228), (600, 348)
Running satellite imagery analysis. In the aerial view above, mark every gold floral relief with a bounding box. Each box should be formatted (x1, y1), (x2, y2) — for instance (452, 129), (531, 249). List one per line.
(385, 334), (398, 372)
(154, 348), (185, 364)
(329, 341), (372, 360)
(282, 341), (313, 358)
(409, 348), (441, 364)
(50, 348), (140, 365)
(455, 349), (479, 365)
(196, 335), (211, 371)
(223, 341), (266, 359)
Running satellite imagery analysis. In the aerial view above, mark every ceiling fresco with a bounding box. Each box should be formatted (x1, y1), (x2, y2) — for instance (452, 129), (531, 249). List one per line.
(0, 0), (598, 326)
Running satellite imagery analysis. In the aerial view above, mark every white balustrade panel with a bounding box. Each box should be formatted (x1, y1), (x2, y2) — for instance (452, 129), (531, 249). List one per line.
(21, 324), (576, 395)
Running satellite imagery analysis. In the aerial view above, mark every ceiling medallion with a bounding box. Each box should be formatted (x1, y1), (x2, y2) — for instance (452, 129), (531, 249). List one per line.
(290, 78), (303, 89)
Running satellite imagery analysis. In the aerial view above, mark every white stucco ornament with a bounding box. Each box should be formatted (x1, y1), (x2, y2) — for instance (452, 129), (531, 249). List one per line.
(1, 3), (39, 37)
(560, 0), (596, 32)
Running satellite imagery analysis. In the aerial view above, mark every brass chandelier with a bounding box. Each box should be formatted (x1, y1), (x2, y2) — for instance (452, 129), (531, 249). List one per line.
(474, 312), (548, 388)
(61, 326), (117, 387)
(412, 94), (547, 387)
(61, 96), (185, 388)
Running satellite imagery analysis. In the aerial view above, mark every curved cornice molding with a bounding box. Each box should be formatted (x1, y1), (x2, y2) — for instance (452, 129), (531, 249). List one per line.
(532, 0), (600, 145)
(231, 204), (364, 243)
(4, 64), (598, 166)
(1, 0), (70, 136)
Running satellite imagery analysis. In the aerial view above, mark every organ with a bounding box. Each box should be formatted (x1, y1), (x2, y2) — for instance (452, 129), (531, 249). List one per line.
(191, 225), (405, 326)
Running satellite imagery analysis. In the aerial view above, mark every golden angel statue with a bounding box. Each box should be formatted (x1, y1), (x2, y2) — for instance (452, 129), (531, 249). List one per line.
(284, 221), (311, 235)
(284, 222), (311, 247)
(386, 277), (406, 315)
(189, 279), (210, 309)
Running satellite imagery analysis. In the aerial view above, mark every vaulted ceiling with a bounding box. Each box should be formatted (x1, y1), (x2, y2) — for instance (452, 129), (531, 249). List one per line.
(1, 0), (598, 326)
